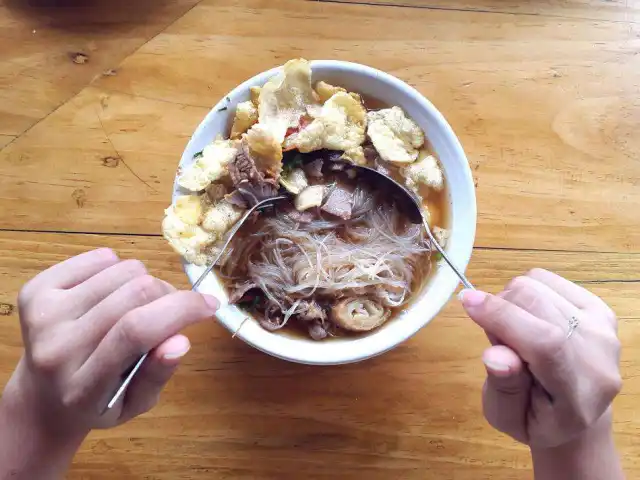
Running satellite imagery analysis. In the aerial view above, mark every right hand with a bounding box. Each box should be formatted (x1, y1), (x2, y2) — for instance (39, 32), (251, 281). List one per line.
(460, 269), (622, 448)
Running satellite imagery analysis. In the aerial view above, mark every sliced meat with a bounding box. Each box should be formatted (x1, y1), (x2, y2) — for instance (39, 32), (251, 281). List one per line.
(228, 140), (263, 185)
(308, 320), (329, 341)
(321, 184), (354, 220)
(229, 282), (259, 304)
(225, 189), (249, 209)
(235, 179), (279, 206)
(284, 206), (316, 223)
(324, 150), (343, 163)
(298, 301), (327, 322)
(259, 316), (284, 332)
(227, 140), (280, 207)
(363, 144), (378, 163)
(374, 159), (391, 177)
(304, 158), (324, 178)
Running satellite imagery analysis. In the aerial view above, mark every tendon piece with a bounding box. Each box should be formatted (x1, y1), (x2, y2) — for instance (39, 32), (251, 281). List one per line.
(280, 167), (308, 195)
(294, 185), (325, 211)
(331, 298), (390, 332)
(284, 205), (316, 223)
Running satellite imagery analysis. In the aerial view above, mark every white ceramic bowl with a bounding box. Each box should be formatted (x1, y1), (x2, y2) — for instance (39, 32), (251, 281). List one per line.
(174, 60), (476, 365)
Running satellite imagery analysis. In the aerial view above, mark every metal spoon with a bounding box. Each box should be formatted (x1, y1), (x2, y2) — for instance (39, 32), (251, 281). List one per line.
(103, 195), (288, 413)
(353, 165), (475, 290)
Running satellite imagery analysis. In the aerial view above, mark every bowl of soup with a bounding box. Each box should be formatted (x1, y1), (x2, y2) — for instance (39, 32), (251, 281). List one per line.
(163, 59), (476, 365)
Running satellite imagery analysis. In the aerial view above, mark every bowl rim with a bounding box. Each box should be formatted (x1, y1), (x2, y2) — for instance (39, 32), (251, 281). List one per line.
(175, 59), (477, 365)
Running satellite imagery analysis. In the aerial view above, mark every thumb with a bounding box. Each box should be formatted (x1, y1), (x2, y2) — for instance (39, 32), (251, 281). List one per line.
(459, 289), (557, 364)
(118, 334), (191, 422)
(481, 345), (532, 444)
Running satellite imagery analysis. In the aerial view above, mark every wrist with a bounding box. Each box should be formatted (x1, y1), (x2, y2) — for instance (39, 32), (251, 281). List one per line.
(531, 410), (623, 480)
(0, 362), (88, 480)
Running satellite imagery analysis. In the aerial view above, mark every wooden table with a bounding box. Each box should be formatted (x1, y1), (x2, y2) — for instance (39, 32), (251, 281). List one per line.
(1, 0), (639, 477)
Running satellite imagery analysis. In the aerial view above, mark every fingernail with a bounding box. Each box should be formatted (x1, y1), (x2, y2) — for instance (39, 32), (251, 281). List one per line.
(163, 335), (191, 360)
(202, 294), (219, 312)
(483, 358), (511, 374)
(459, 289), (487, 307)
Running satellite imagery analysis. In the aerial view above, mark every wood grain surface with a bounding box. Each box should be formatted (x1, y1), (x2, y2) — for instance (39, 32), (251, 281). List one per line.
(1, 0), (639, 478)
(1, 232), (639, 478)
(2, 0), (640, 254)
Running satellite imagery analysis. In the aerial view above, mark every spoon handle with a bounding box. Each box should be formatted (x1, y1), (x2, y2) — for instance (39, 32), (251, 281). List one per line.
(423, 219), (475, 291)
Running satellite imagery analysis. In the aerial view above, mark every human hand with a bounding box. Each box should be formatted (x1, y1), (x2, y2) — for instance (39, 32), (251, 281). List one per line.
(2, 248), (219, 443)
(460, 269), (622, 449)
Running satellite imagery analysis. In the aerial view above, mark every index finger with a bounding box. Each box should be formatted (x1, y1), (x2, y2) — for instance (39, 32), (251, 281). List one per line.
(460, 290), (564, 364)
(21, 249), (120, 300)
(71, 291), (219, 407)
(527, 268), (611, 313)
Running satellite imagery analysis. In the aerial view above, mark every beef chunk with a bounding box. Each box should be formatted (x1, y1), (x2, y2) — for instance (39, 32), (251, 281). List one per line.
(206, 183), (228, 202)
(304, 158), (324, 178)
(228, 141), (263, 185)
(298, 301), (327, 322)
(227, 139), (280, 207)
(321, 184), (354, 220)
(363, 144), (379, 163)
(284, 206), (316, 223)
(229, 282), (259, 304)
(235, 179), (279, 206)
(308, 320), (329, 341)
(225, 189), (249, 209)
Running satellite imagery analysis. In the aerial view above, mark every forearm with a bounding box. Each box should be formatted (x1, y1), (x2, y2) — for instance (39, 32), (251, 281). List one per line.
(0, 367), (86, 480)
(531, 411), (624, 480)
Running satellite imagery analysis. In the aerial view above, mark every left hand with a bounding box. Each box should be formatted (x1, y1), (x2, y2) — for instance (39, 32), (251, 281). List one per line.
(2, 248), (219, 441)
(460, 269), (622, 448)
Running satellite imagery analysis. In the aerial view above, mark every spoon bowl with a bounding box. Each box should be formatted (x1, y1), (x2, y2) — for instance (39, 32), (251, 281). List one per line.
(353, 164), (474, 290)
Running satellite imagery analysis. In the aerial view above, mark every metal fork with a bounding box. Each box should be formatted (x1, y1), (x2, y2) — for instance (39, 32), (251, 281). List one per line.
(103, 195), (288, 412)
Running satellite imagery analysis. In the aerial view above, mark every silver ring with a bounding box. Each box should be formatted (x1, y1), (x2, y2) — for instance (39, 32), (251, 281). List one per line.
(566, 316), (579, 339)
